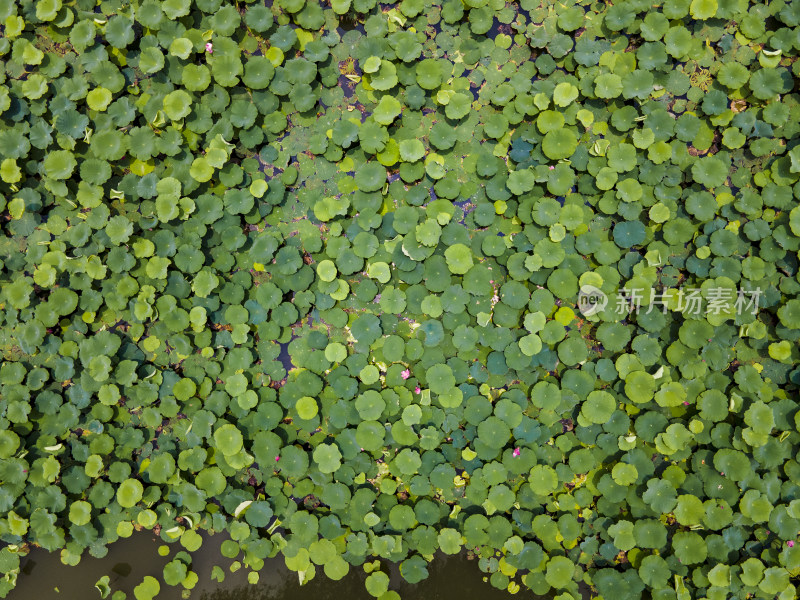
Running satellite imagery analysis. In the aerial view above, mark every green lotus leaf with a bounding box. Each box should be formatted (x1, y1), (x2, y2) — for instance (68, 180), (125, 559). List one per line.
(553, 82), (579, 107)
(557, 337), (588, 366)
(119, 481), (148, 516)
(717, 62), (749, 89)
(371, 60), (398, 91)
(399, 139), (425, 162)
(664, 25), (692, 59)
(183, 64), (212, 92)
(353, 121), (385, 155)
(416, 59), (442, 90)
(0, 430), (21, 459)
(541, 128), (578, 160)
(484, 114), (509, 139)
(674, 494), (704, 526)
(778, 299), (800, 329)
(399, 555), (428, 584)
(415, 219), (441, 246)
(163, 559), (187, 586)
(690, 0), (717, 18)
(613, 221), (646, 249)
(313, 443), (342, 473)
(105, 16), (135, 48)
(373, 96), (402, 125)
(634, 519), (667, 549)
(608, 520), (636, 551)
(528, 464), (558, 495)
(355, 162), (387, 192)
(672, 531), (707, 565)
(578, 390), (616, 426)
(744, 400), (774, 435)
(196, 467), (227, 495)
(43, 150), (77, 179)
(616, 178), (642, 203)
(692, 155), (729, 188)
(364, 571), (389, 597)
(426, 364), (455, 395)
(134, 576), (160, 600)
(749, 67), (791, 100)
(68, 500), (92, 526)
(638, 555), (670, 589)
(354, 390), (384, 420)
(437, 528), (463, 555)
(507, 168), (536, 195)
(537, 110), (565, 134)
(642, 478), (677, 513)
(445, 92), (472, 119)
(594, 73), (623, 98)
(36, 0), (62, 20)
(545, 556), (575, 588)
(214, 424), (244, 456)
(393, 448), (422, 475)
(87, 87), (113, 111)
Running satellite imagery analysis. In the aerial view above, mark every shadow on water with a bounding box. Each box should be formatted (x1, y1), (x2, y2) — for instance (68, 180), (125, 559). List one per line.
(6, 533), (550, 600)
(277, 340), (294, 373)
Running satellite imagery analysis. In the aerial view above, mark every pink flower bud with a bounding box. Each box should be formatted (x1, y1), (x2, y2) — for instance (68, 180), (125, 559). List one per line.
(205, 42), (213, 53)
(275, 456), (280, 462)
(415, 386), (421, 394)
(789, 541), (795, 547)
(401, 369), (411, 379)
(512, 448), (521, 457)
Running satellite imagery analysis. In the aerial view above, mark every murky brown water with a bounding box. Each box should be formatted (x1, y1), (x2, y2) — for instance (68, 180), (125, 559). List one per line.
(7, 533), (526, 600)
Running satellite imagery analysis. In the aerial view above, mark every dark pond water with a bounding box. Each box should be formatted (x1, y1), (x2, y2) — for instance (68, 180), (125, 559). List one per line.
(7, 533), (528, 600)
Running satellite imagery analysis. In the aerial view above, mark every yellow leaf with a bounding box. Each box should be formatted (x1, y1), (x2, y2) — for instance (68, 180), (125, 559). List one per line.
(296, 29), (313, 52)
(130, 159), (154, 176)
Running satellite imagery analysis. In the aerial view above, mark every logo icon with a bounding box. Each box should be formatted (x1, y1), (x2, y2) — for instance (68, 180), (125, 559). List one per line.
(578, 285), (607, 316)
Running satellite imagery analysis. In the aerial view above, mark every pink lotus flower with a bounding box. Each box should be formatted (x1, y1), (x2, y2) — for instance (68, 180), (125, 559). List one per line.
(275, 455), (280, 462)
(401, 369), (411, 379)
(205, 42), (213, 53)
(789, 541), (795, 548)
(549, 165), (555, 170)
(512, 448), (521, 457)
(415, 386), (421, 394)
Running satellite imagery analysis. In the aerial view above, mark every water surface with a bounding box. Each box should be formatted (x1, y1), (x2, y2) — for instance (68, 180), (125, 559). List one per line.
(8, 533), (525, 600)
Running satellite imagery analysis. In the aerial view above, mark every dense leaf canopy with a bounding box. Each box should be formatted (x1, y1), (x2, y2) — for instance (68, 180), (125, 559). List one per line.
(2, 0), (800, 598)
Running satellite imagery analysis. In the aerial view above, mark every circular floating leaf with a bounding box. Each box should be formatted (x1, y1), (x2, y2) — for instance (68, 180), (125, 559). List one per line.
(542, 129), (578, 160)
(214, 424), (244, 456)
(296, 397), (319, 420)
(313, 443), (342, 473)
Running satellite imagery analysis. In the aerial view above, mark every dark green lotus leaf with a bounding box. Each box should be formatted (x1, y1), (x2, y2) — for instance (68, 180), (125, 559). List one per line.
(638, 555), (670, 589)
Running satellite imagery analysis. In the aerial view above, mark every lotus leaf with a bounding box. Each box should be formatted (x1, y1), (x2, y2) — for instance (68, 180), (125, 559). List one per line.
(542, 129), (578, 160)
(313, 443), (342, 473)
(214, 424), (244, 456)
